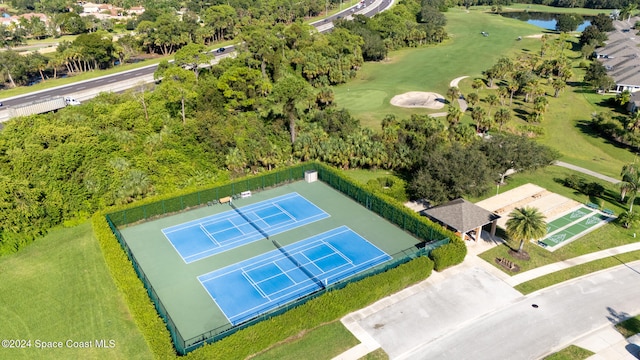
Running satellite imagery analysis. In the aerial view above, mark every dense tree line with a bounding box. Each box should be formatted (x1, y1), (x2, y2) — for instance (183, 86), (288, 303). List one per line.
(0, 3), (558, 257)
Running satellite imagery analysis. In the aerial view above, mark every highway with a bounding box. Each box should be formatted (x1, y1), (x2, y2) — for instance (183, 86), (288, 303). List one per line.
(0, 0), (392, 122)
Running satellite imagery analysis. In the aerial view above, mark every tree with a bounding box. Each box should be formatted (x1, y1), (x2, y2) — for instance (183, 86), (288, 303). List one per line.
(552, 78), (566, 97)
(556, 13), (583, 33)
(447, 86), (460, 104)
(493, 107), (511, 132)
(485, 93), (498, 116)
(471, 78), (484, 94)
(621, 3), (637, 22)
(471, 106), (486, 132)
(271, 74), (314, 144)
(506, 206), (547, 254)
(584, 61), (615, 91)
(466, 92), (479, 108)
(174, 43), (209, 81)
(617, 210), (640, 229)
(446, 105), (463, 127)
(620, 163), (640, 212)
(156, 66), (197, 124)
(616, 90), (631, 106)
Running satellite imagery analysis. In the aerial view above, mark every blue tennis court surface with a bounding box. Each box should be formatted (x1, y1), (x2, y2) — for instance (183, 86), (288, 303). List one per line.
(162, 193), (329, 263)
(198, 226), (392, 325)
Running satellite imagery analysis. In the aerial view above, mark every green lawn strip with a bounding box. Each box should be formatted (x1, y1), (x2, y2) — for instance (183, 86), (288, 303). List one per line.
(543, 345), (595, 360)
(480, 220), (637, 275)
(360, 348), (389, 360)
(616, 315), (640, 338)
(333, 8), (544, 128)
(514, 250), (640, 295)
(248, 321), (359, 360)
(0, 222), (152, 360)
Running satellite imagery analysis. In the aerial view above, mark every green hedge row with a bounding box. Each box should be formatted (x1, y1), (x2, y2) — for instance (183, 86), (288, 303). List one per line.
(92, 212), (177, 359)
(187, 256), (434, 360)
(431, 239), (467, 271)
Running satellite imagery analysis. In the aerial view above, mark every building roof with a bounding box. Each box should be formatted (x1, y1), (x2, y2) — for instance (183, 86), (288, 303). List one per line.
(423, 198), (500, 233)
(595, 16), (640, 90)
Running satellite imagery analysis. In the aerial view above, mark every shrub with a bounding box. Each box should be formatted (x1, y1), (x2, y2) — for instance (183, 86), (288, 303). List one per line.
(430, 239), (467, 271)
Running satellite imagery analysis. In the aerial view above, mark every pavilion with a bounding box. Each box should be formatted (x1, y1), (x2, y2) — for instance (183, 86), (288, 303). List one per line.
(423, 198), (500, 242)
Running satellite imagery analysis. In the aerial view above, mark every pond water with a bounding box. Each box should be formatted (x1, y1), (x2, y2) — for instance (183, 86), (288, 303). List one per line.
(501, 11), (592, 32)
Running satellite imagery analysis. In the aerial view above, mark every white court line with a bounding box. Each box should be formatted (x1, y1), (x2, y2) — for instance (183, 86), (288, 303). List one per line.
(199, 224), (220, 246)
(200, 227), (393, 324)
(241, 270), (270, 300)
(272, 203), (296, 221)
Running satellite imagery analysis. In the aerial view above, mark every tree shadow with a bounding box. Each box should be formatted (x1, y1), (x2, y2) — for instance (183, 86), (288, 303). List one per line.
(513, 108), (529, 121)
(577, 119), (640, 154)
(607, 306), (632, 324)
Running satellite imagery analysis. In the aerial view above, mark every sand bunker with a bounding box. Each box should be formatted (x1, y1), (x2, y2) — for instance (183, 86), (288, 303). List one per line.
(390, 92), (445, 109)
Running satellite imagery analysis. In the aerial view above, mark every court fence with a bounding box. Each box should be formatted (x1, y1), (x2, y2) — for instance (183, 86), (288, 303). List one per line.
(105, 161), (454, 355)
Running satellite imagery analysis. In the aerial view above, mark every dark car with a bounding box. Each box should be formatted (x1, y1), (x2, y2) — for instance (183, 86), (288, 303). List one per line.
(216, 47), (226, 53)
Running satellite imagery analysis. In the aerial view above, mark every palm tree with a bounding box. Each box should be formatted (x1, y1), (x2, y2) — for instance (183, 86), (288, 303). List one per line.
(506, 206), (547, 254)
(486, 93), (499, 116)
(471, 106), (486, 133)
(447, 86), (461, 104)
(497, 86), (509, 106)
(446, 105), (463, 127)
(472, 79), (484, 94)
(507, 79), (519, 106)
(494, 107), (511, 131)
(466, 92), (479, 108)
(620, 163), (640, 212)
(552, 78), (566, 98)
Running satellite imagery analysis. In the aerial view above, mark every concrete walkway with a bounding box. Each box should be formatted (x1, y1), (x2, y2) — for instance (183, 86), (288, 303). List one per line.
(555, 161), (620, 184)
(333, 234), (640, 360)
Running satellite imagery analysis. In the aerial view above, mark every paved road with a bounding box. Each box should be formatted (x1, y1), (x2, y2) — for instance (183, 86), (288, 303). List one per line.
(346, 260), (640, 360)
(555, 161), (620, 184)
(0, 0), (392, 121)
(394, 261), (640, 360)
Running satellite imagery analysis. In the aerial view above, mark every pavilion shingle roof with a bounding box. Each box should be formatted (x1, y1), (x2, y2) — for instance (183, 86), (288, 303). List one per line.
(424, 198), (500, 233)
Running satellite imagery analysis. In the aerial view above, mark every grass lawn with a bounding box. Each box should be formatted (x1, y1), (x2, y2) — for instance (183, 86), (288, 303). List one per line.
(249, 321), (359, 360)
(543, 345), (594, 360)
(0, 222), (151, 360)
(514, 250), (640, 294)
(360, 348), (389, 359)
(616, 315), (640, 338)
(333, 8), (547, 128)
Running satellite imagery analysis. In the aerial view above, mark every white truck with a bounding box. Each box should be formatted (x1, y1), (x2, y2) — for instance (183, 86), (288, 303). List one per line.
(8, 96), (81, 117)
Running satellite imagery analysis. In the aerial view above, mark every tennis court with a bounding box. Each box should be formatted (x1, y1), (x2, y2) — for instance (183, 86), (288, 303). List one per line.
(198, 226), (391, 325)
(162, 193), (329, 263)
(541, 212), (611, 248)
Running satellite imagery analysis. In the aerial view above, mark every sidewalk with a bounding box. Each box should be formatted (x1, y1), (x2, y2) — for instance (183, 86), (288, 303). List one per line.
(334, 234), (640, 360)
(555, 161), (620, 184)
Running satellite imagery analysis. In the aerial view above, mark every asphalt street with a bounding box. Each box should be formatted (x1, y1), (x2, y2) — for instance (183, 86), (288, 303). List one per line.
(358, 262), (640, 360)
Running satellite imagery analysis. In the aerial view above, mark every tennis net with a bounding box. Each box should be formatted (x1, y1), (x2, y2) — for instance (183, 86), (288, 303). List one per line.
(229, 201), (325, 290)
(271, 238), (325, 290)
(229, 201), (270, 240)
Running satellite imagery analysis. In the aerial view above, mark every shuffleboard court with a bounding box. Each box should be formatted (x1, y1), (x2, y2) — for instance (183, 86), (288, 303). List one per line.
(546, 206), (593, 234)
(198, 226), (392, 325)
(542, 213), (611, 247)
(162, 193), (329, 263)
